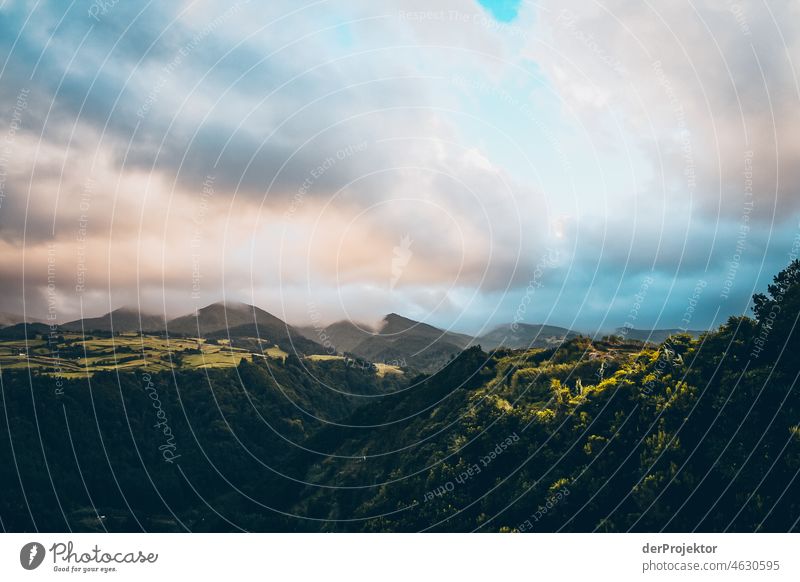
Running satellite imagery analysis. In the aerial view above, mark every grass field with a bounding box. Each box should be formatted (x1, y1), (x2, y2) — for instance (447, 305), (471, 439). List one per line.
(306, 354), (404, 376)
(374, 363), (403, 377)
(306, 354), (343, 362)
(0, 331), (410, 379)
(0, 332), (291, 377)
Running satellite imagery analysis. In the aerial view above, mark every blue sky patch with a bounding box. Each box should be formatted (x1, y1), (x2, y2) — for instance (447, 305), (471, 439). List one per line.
(476, 0), (522, 22)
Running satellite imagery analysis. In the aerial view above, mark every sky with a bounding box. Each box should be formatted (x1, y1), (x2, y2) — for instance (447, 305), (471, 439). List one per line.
(0, 0), (798, 336)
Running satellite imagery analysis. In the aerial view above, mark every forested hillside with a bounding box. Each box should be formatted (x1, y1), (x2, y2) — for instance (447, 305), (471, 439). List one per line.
(2, 262), (799, 532)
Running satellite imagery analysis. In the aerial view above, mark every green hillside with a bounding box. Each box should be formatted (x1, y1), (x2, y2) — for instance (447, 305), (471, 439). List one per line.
(1, 261), (799, 532)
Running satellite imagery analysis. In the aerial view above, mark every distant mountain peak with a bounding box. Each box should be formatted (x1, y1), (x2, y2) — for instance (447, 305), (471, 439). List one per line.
(196, 300), (248, 311)
(0, 311), (43, 326)
(380, 313), (437, 335)
(476, 322), (576, 350)
(168, 301), (292, 338)
(383, 312), (414, 323)
(62, 307), (166, 333)
(382, 312), (412, 323)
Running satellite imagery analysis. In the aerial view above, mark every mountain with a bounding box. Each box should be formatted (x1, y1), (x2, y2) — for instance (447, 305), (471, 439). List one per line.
(2, 260), (800, 533)
(166, 301), (286, 337)
(345, 313), (472, 372)
(0, 312), (43, 327)
(62, 307), (166, 333)
(296, 320), (376, 353)
(615, 327), (704, 344)
(247, 307), (800, 532)
(0, 322), (52, 339)
(168, 301), (325, 355)
(475, 322), (577, 350)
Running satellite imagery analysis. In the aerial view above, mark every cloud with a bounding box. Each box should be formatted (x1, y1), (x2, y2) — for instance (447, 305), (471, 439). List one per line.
(0, 0), (797, 333)
(528, 0), (800, 220)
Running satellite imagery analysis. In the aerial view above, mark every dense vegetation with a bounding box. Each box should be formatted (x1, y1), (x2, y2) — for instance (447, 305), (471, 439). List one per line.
(1, 262), (799, 532)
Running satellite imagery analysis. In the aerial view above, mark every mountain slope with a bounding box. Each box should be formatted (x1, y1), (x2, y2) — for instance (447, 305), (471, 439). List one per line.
(296, 320), (376, 353)
(347, 313), (472, 372)
(0, 312), (43, 327)
(62, 307), (166, 333)
(0, 322), (52, 339)
(167, 302), (287, 337)
(0, 356), (403, 532)
(476, 322), (577, 349)
(235, 319), (800, 532)
(168, 302), (325, 355)
(1, 261), (800, 532)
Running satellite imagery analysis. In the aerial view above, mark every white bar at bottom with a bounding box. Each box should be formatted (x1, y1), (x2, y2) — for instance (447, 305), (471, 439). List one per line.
(0, 533), (796, 581)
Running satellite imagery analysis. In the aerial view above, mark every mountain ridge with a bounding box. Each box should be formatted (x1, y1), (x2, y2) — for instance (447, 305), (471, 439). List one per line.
(62, 307), (166, 333)
(49, 304), (713, 356)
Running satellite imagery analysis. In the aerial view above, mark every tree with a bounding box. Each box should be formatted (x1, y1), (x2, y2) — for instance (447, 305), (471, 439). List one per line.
(752, 259), (800, 367)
